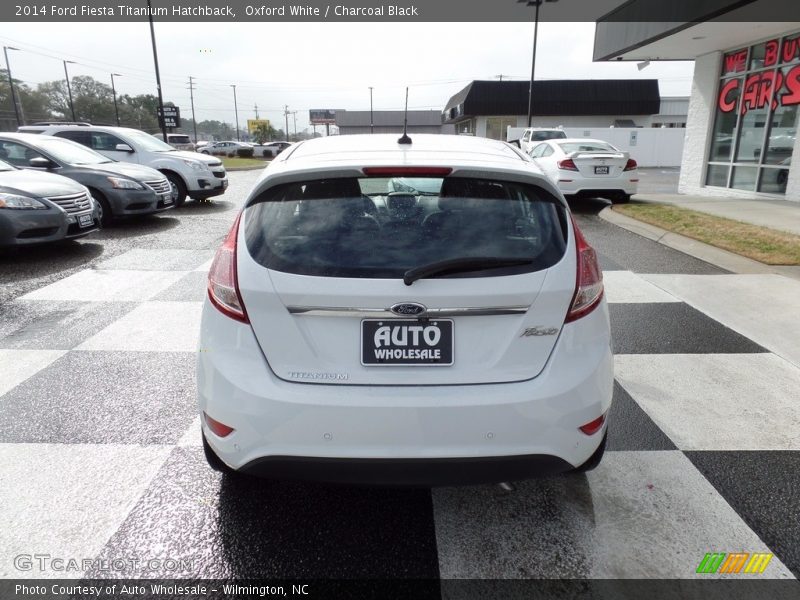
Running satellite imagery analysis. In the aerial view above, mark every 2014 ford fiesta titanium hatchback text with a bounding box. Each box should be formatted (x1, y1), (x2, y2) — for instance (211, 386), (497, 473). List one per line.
(197, 134), (613, 486)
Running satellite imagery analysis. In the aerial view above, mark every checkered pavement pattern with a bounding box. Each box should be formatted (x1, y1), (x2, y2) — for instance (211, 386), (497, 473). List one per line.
(1, 229), (799, 581)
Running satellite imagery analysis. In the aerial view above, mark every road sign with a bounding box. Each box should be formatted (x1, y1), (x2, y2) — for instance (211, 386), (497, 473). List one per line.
(247, 119), (270, 134)
(157, 105), (181, 128)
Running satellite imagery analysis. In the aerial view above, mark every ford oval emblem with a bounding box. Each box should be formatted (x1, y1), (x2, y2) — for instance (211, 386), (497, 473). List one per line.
(390, 302), (427, 316)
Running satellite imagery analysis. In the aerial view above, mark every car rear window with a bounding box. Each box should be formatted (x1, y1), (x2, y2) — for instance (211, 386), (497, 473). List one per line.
(559, 142), (617, 153)
(531, 131), (566, 141)
(244, 177), (567, 279)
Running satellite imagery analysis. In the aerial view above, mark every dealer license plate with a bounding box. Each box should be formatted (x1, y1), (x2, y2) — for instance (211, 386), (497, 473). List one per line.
(594, 166), (610, 175)
(78, 213), (93, 228)
(361, 319), (453, 366)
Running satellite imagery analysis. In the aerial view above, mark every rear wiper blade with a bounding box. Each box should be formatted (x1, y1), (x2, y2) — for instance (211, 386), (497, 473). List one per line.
(403, 256), (533, 286)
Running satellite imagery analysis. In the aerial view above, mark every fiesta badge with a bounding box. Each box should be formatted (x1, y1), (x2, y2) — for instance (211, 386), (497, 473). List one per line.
(390, 302), (427, 317)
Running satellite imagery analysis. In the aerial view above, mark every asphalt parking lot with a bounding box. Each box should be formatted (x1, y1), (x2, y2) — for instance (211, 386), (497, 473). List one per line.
(1, 168), (798, 589)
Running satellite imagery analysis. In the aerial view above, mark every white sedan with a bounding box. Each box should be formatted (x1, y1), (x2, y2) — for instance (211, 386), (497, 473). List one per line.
(200, 141), (254, 157)
(528, 138), (638, 203)
(196, 134), (613, 485)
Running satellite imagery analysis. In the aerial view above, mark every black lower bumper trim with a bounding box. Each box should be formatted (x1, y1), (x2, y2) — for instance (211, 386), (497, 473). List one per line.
(238, 454), (575, 486)
(190, 186), (226, 200)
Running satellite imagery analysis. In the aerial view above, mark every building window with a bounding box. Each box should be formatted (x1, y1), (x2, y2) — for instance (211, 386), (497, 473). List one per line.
(457, 119), (475, 135)
(706, 33), (800, 195)
(485, 117), (517, 141)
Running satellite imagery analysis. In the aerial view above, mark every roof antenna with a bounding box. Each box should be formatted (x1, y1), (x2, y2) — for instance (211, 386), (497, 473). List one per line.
(397, 87), (412, 145)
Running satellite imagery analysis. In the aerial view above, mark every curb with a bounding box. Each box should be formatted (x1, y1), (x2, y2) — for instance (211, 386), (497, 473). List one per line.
(599, 206), (800, 281)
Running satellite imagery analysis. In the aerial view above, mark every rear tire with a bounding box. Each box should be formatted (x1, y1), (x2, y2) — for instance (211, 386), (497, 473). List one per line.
(572, 431), (607, 473)
(165, 172), (187, 207)
(202, 430), (237, 475)
(611, 193), (631, 204)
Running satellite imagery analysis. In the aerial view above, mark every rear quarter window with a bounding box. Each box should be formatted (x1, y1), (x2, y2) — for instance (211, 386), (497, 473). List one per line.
(244, 177), (567, 279)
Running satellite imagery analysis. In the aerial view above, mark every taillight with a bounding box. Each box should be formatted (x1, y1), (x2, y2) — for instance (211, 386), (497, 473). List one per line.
(624, 158), (638, 171)
(565, 215), (603, 323)
(208, 211), (249, 323)
(579, 412), (607, 436)
(204, 412), (235, 437)
(557, 158), (578, 171)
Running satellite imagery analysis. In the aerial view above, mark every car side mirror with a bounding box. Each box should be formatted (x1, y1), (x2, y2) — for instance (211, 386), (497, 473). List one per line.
(29, 157), (54, 169)
(115, 143), (134, 153)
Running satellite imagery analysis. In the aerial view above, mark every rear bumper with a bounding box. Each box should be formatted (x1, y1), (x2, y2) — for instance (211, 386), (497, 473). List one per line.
(239, 454), (574, 486)
(197, 299), (613, 484)
(557, 177), (637, 196)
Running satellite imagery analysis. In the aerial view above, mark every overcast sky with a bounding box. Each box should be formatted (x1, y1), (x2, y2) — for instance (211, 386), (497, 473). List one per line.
(0, 22), (694, 132)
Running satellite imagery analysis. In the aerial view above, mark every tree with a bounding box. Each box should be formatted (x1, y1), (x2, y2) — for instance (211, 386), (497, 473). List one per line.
(252, 122), (277, 144)
(0, 69), (52, 130)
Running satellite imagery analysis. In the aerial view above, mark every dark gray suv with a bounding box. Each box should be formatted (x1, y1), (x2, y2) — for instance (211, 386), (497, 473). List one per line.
(0, 133), (174, 225)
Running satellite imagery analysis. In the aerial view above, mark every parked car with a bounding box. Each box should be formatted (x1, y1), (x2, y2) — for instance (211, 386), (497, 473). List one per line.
(152, 132), (196, 151)
(200, 141), (254, 157)
(0, 158), (99, 247)
(528, 138), (638, 204)
(0, 133), (175, 225)
(258, 141), (292, 158)
(197, 134), (613, 485)
(512, 128), (568, 153)
(17, 125), (228, 206)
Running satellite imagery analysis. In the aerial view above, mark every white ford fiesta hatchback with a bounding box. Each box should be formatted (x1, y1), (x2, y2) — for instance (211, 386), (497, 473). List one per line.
(197, 134), (613, 485)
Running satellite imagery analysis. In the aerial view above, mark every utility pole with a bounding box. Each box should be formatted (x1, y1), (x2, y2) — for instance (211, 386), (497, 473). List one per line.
(111, 73), (122, 126)
(63, 60), (76, 121)
(147, 0), (168, 140)
(291, 111), (297, 138)
(369, 86), (374, 134)
(230, 84), (240, 141)
(188, 76), (198, 143)
(254, 103), (259, 119)
(524, 0), (559, 128)
(284, 105), (290, 141)
(3, 46), (21, 127)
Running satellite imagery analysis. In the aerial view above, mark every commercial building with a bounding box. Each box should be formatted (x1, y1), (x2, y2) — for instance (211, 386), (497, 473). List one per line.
(441, 79), (671, 138)
(594, 0), (800, 201)
(335, 110), (452, 135)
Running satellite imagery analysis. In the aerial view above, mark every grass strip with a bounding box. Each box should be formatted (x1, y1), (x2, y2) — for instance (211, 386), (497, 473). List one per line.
(614, 203), (800, 265)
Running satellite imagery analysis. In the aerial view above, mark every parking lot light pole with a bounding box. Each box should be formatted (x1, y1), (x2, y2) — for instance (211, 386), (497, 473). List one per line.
(3, 46), (21, 127)
(369, 86), (374, 133)
(110, 73), (122, 126)
(63, 60), (77, 121)
(231, 84), (240, 141)
(520, 0), (559, 128)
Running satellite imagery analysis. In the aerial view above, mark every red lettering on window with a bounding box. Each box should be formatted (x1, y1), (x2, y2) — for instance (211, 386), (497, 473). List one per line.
(724, 50), (747, 74)
(755, 70), (783, 110)
(740, 74), (760, 114)
(783, 38), (800, 64)
(718, 79), (740, 112)
(781, 64), (800, 106)
(764, 39), (779, 67)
